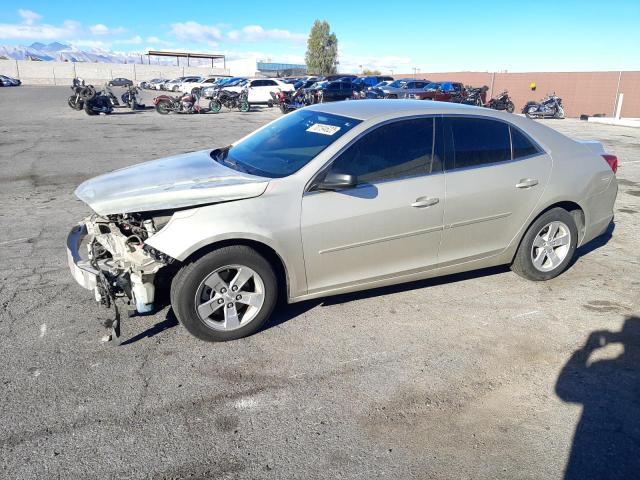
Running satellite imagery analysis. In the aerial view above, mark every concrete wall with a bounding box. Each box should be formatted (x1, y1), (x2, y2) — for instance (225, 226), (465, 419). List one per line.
(394, 71), (640, 118)
(0, 59), (230, 86)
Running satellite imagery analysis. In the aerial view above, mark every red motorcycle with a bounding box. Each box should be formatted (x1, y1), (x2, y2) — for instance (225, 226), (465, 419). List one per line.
(154, 91), (204, 114)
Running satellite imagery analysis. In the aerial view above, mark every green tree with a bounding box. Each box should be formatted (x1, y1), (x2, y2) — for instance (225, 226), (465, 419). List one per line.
(362, 68), (381, 76)
(305, 20), (338, 75)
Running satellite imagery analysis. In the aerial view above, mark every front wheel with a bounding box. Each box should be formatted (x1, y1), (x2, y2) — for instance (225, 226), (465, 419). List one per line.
(511, 208), (578, 281)
(506, 101), (515, 113)
(68, 95), (83, 110)
(155, 100), (171, 114)
(170, 245), (278, 342)
(239, 101), (250, 112)
(209, 100), (222, 113)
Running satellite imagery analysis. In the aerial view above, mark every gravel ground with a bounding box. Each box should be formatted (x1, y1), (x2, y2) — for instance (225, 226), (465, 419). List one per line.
(1, 86), (638, 480)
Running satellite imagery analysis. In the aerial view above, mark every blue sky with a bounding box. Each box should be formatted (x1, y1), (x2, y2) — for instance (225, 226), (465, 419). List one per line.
(0, 0), (638, 73)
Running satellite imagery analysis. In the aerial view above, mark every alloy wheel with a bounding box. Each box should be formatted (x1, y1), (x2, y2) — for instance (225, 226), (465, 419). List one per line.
(195, 265), (265, 331)
(530, 221), (571, 272)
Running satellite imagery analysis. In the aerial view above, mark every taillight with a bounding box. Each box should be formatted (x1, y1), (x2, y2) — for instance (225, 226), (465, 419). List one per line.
(602, 154), (618, 174)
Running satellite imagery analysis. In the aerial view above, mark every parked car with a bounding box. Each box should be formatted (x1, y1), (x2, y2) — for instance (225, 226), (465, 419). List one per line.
(223, 78), (294, 104)
(0, 74), (21, 86)
(379, 79), (430, 98)
(144, 78), (165, 90)
(409, 81), (465, 101)
(184, 77), (221, 94)
(353, 75), (394, 89)
(318, 81), (358, 102)
(108, 77), (133, 87)
(66, 100), (618, 342)
(165, 76), (200, 92)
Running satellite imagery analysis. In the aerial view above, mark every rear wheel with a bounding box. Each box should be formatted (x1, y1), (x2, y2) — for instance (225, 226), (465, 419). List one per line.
(83, 102), (97, 116)
(209, 100), (222, 113)
(511, 208), (578, 281)
(155, 100), (171, 114)
(171, 246), (278, 342)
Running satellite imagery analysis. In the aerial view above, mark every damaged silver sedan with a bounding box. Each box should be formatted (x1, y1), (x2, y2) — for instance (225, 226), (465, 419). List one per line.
(67, 101), (617, 342)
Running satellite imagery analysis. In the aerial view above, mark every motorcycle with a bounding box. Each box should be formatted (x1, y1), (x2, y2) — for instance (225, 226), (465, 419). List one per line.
(68, 78), (95, 110)
(83, 87), (116, 116)
(486, 90), (515, 113)
(270, 88), (307, 114)
(456, 85), (488, 106)
(209, 88), (250, 113)
(121, 85), (144, 110)
(522, 93), (565, 119)
(154, 90), (204, 114)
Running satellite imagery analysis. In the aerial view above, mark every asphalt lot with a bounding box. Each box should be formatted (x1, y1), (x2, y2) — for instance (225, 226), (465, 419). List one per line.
(1, 86), (639, 479)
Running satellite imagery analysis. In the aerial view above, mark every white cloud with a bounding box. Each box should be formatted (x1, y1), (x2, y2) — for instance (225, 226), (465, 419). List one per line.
(18, 9), (42, 25)
(0, 10), (80, 40)
(338, 52), (414, 74)
(117, 35), (143, 45)
(146, 36), (173, 47)
(89, 24), (126, 36)
(227, 25), (306, 43)
(169, 21), (222, 45)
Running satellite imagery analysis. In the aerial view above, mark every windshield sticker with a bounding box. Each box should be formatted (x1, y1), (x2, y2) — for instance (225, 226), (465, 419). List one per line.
(307, 123), (341, 135)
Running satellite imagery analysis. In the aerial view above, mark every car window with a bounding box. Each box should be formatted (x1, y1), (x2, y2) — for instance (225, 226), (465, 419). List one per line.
(444, 117), (511, 170)
(223, 110), (362, 178)
(329, 118), (436, 184)
(511, 126), (541, 159)
(415, 82), (426, 89)
(263, 80), (278, 86)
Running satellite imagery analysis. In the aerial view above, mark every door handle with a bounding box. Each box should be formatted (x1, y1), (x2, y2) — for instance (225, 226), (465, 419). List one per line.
(411, 197), (440, 208)
(516, 178), (539, 189)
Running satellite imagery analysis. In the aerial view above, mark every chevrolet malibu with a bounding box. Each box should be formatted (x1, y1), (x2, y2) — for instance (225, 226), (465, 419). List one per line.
(67, 101), (618, 341)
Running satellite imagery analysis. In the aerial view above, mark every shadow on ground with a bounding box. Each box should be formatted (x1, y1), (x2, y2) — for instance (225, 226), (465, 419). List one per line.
(556, 315), (640, 480)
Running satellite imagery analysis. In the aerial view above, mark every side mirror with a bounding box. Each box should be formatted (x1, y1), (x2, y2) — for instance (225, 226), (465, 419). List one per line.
(317, 172), (357, 191)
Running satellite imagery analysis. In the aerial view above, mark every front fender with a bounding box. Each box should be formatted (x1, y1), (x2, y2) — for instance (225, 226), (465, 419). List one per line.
(145, 196), (308, 300)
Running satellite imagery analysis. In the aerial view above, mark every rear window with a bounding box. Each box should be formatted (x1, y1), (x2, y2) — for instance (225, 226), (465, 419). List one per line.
(219, 110), (362, 178)
(445, 117), (511, 170)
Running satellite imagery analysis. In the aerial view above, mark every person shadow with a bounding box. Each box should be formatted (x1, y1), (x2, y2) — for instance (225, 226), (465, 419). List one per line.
(555, 316), (640, 480)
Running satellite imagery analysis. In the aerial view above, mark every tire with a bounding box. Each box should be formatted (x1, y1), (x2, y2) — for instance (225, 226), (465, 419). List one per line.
(506, 101), (515, 113)
(155, 100), (171, 114)
(83, 102), (97, 116)
(170, 245), (278, 342)
(68, 95), (83, 110)
(79, 86), (96, 101)
(172, 85), (179, 92)
(239, 101), (250, 112)
(209, 100), (222, 113)
(511, 207), (578, 281)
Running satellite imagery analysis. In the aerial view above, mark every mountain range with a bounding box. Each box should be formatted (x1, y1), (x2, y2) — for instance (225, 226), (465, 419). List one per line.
(0, 42), (211, 66)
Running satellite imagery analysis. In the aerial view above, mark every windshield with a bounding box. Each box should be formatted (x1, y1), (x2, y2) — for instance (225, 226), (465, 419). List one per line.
(387, 80), (407, 88)
(424, 82), (441, 90)
(213, 110), (362, 178)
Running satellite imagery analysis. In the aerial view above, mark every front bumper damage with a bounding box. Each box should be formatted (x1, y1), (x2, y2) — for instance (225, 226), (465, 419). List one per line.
(66, 214), (174, 340)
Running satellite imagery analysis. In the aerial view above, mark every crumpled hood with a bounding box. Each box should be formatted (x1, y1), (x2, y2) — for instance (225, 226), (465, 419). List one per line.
(75, 149), (270, 215)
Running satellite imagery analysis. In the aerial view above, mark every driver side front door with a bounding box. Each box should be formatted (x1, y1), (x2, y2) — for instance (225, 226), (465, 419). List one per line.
(300, 117), (445, 295)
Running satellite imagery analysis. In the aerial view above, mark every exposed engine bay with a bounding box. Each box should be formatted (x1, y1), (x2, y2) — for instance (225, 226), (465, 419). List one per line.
(67, 212), (175, 340)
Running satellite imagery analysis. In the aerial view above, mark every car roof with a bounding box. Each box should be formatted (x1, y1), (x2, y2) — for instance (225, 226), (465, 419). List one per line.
(306, 99), (495, 121)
